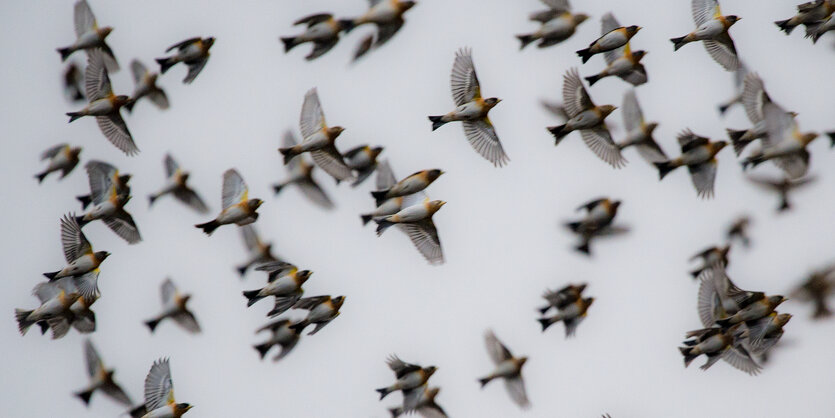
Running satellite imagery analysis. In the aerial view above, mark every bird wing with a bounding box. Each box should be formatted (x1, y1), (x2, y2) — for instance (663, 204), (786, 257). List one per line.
(83, 339), (103, 377)
(703, 33), (739, 72)
(85, 160), (116, 205)
(311, 146), (355, 181)
(741, 73), (768, 124)
(130, 60), (147, 84)
(397, 219), (444, 265)
(166, 37), (201, 52)
(282, 131), (302, 172)
(72, 270), (100, 305)
(504, 376), (531, 409)
(74, 0), (97, 37)
(450, 47), (480, 106)
(621, 89), (643, 133)
(541, 0), (570, 12)
(562, 68), (594, 116)
(387, 354), (422, 378)
(240, 224), (260, 252)
(221, 168), (248, 210)
(461, 118), (509, 167)
(375, 18), (405, 47)
(300, 88), (326, 139)
(601, 13), (625, 65)
(635, 140), (668, 164)
(164, 154), (179, 178)
(183, 57), (209, 84)
(147, 89), (170, 109)
(688, 160), (717, 199)
(160, 278), (177, 307)
(484, 330), (512, 364)
(41, 144), (68, 160)
(102, 382), (133, 406)
(173, 188), (210, 214)
(619, 64), (648, 86)
(721, 344), (762, 375)
(172, 311), (201, 333)
(298, 178), (335, 209)
(692, 0), (720, 27)
(85, 49), (112, 101)
(376, 159), (397, 190)
(61, 214), (91, 263)
(95, 114), (138, 156)
(103, 209), (141, 244)
(293, 296), (329, 311)
(580, 126), (627, 168)
(144, 358), (174, 410)
(677, 129), (709, 152)
(294, 13), (333, 26)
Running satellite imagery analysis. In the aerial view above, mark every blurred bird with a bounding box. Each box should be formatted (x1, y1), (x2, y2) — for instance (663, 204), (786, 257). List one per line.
(74, 339), (132, 407)
(375, 199), (446, 264)
(235, 225), (281, 277)
(63, 62), (85, 102)
(727, 73), (773, 156)
(388, 385), (447, 418)
(361, 161), (426, 225)
(584, 13), (647, 87)
(516, 0), (588, 49)
(748, 175), (816, 212)
(548, 68), (625, 168)
(125, 60), (168, 112)
(616, 90), (666, 165)
(15, 279), (80, 336)
(726, 216), (751, 248)
(243, 262), (311, 317)
(428, 48), (509, 167)
(576, 22), (640, 63)
(670, 0), (741, 71)
(741, 101), (819, 179)
(35, 143), (81, 183)
(538, 283), (587, 314)
(66, 290), (98, 335)
(679, 324), (761, 375)
(56, 0), (119, 71)
(715, 293), (787, 327)
(371, 169), (442, 206)
(195, 169), (262, 235)
(156, 37), (214, 84)
(76, 161), (141, 244)
(689, 245), (730, 279)
(478, 330), (530, 409)
(289, 295), (345, 335)
(149, 154), (209, 214)
(145, 278), (201, 334)
(791, 263), (835, 318)
(67, 49), (137, 156)
(342, 145), (384, 187)
(654, 129), (728, 199)
(697, 265), (755, 327)
(564, 198), (624, 254)
(742, 312), (792, 356)
(775, 0), (834, 35)
(136, 359), (192, 418)
(44, 214), (109, 283)
(717, 61), (748, 115)
(279, 88), (354, 182)
(281, 13), (346, 61)
(538, 296), (594, 337)
(805, 14), (835, 42)
(76, 161), (130, 209)
(32, 274), (97, 339)
(253, 319), (303, 361)
(540, 100), (569, 121)
(376, 355), (438, 400)
(273, 131), (334, 210)
(340, 0), (416, 61)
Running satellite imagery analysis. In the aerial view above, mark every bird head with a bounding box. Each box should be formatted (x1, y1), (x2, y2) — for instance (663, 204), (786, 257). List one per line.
(427, 386), (441, 400)
(517, 356), (529, 367)
(424, 366), (438, 378)
(775, 313), (792, 326)
(99, 27), (114, 37)
(770, 295), (788, 307)
(332, 296), (346, 309)
(296, 270), (313, 283)
(626, 25), (641, 36)
(599, 105), (617, 117)
(427, 169), (444, 182)
(176, 403), (193, 413)
(180, 172), (191, 183)
(400, 1), (417, 11)
(70, 147), (83, 158)
(801, 132), (819, 145)
(484, 97), (501, 108)
(328, 126), (345, 139)
(725, 16), (741, 26)
(118, 174), (132, 185)
(645, 122), (659, 133)
(370, 146), (384, 158)
(203, 37), (216, 48)
(713, 140), (728, 153)
(632, 50), (648, 62)
(96, 251), (111, 261)
(574, 13), (589, 24)
(429, 200), (446, 213)
(610, 200), (622, 213)
(584, 297), (595, 307)
(114, 95), (131, 106)
(248, 199), (264, 210)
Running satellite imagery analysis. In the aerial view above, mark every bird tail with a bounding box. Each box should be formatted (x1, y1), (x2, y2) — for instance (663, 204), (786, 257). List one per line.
(389, 407), (404, 418)
(653, 161), (676, 180)
(236, 264), (249, 277)
(727, 129), (750, 156)
(375, 219), (395, 236)
(272, 183), (286, 195)
(195, 220), (220, 235)
(124, 98), (137, 113)
(148, 194), (158, 207)
(548, 124), (569, 145)
(75, 389), (94, 405)
(778, 196), (791, 212)
(371, 189), (390, 206)
(516, 34), (536, 50)
(537, 317), (555, 332)
(690, 268), (704, 279)
(575, 241), (591, 255)
(679, 346), (697, 367)
(814, 304), (833, 319)
(156, 57), (176, 74)
(805, 23), (825, 43)
(242, 289), (265, 307)
(35, 171), (49, 184)
(715, 317), (733, 328)
(280, 37), (299, 52)
(76, 195), (92, 209)
(66, 112), (83, 123)
(15, 309), (34, 335)
(144, 318), (161, 333)
(478, 376), (492, 388)
(43, 271), (59, 281)
(576, 48), (593, 63)
(278, 147), (298, 164)
(253, 342), (272, 359)
(826, 131), (835, 148)
(428, 115), (446, 131)
(57, 47), (73, 61)
(538, 305), (551, 315)
(670, 36), (687, 51)
(37, 320), (50, 335)
(339, 19), (357, 32)
(565, 221), (582, 233)
(740, 155), (764, 170)
(376, 386), (393, 400)
(289, 320), (309, 334)
(360, 214), (374, 226)
(774, 19), (795, 35)
(75, 215), (90, 228)
(584, 74), (603, 86)
(717, 103), (731, 115)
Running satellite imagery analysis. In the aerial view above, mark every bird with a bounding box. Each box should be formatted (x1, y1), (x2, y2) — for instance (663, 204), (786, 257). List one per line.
(584, 13), (647, 86)
(74, 339), (132, 407)
(477, 330), (530, 409)
(340, 0), (416, 61)
(273, 131), (334, 210)
(564, 198), (626, 254)
(361, 161), (427, 225)
(125, 59), (169, 112)
(616, 90), (667, 165)
(66, 49), (137, 156)
(148, 154), (209, 214)
(670, 0), (741, 71)
(689, 245), (730, 278)
(252, 319), (303, 361)
(717, 61), (748, 115)
(15, 279), (80, 337)
(742, 312), (792, 357)
(748, 175), (816, 212)
(775, 0), (834, 35)
(342, 144), (384, 187)
(75, 160), (142, 244)
(63, 62), (85, 102)
(697, 265), (756, 328)
(548, 68), (625, 168)
(56, 0), (119, 71)
(289, 295), (345, 335)
(538, 283), (587, 315)
(376, 355), (437, 400)
(516, 0), (588, 49)
(136, 359), (193, 418)
(278, 88), (355, 182)
(538, 296), (594, 337)
(76, 161), (131, 209)
(388, 385), (447, 418)
(156, 37), (215, 84)
(370, 169), (443, 206)
(375, 199), (446, 265)
(726, 216), (751, 248)
(243, 262), (311, 317)
(805, 14), (835, 42)
(576, 22), (641, 63)
(35, 143), (81, 183)
(715, 294), (787, 327)
(235, 225), (282, 277)
(654, 130), (728, 199)
(726, 72), (775, 156)
(195, 169), (263, 235)
(679, 325), (761, 375)
(144, 278), (201, 334)
(43, 214), (109, 292)
(428, 47), (509, 167)
(740, 101), (819, 179)
(281, 13), (346, 61)
(791, 263), (835, 318)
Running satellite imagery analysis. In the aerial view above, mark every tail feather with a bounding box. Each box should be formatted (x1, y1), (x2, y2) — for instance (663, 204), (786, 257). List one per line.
(690, 268), (704, 279)
(537, 317), (554, 332)
(679, 346), (697, 367)
(156, 57), (176, 74)
(389, 407), (403, 418)
(253, 342), (272, 359)
(124, 99), (137, 113)
(538, 305), (551, 315)
(774, 19), (795, 35)
(376, 387), (392, 400)
(145, 318), (161, 333)
(272, 183), (285, 195)
(75, 215), (90, 227)
(478, 376), (492, 388)
(148, 194), (158, 207)
(76, 195), (92, 209)
(37, 320), (50, 335)
(278, 147), (297, 164)
(35, 171), (49, 183)
(360, 214), (374, 226)
(75, 389), (94, 406)
(826, 132), (835, 148)
(576, 241), (591, 255)
(428, 115), (446, 131)
(339, 19), (357, 32)
(585, 74), (603, 86)
(778, 196), (791, 212)
(654, 161), (676, 180)
(15, 309), (35, 335)
(375, 219), (395, 236)
(57, 47), (72, 61)
(66, 112), (83, 123)
(727, 129), (750, 156)
(236, 264), (249, 277)
(43, 271), (59, 280)
(548, 124), (569, 145)
(371, 190), (389, 206)
(565, 221), (582, 233)
(718, 103), (731, 115)
(576, 48), (593, 63)
(670, 36), (687, 51)
(195, 220), (220, 235)
(289, 320), (309, 333)
(516, 34), (536, 50)
(280, 37), (298, 52)
(243, 289), (265, 307)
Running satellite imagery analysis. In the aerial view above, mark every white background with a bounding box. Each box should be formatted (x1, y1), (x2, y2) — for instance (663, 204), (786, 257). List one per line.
(1, 1), (834, 416)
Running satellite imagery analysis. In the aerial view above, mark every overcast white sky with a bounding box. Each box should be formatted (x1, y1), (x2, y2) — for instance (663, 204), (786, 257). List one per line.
(2, 0), (835, 417)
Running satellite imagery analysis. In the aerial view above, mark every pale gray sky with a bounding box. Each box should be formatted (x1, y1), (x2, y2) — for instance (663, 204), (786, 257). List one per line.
(2, 0), (835, 417)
